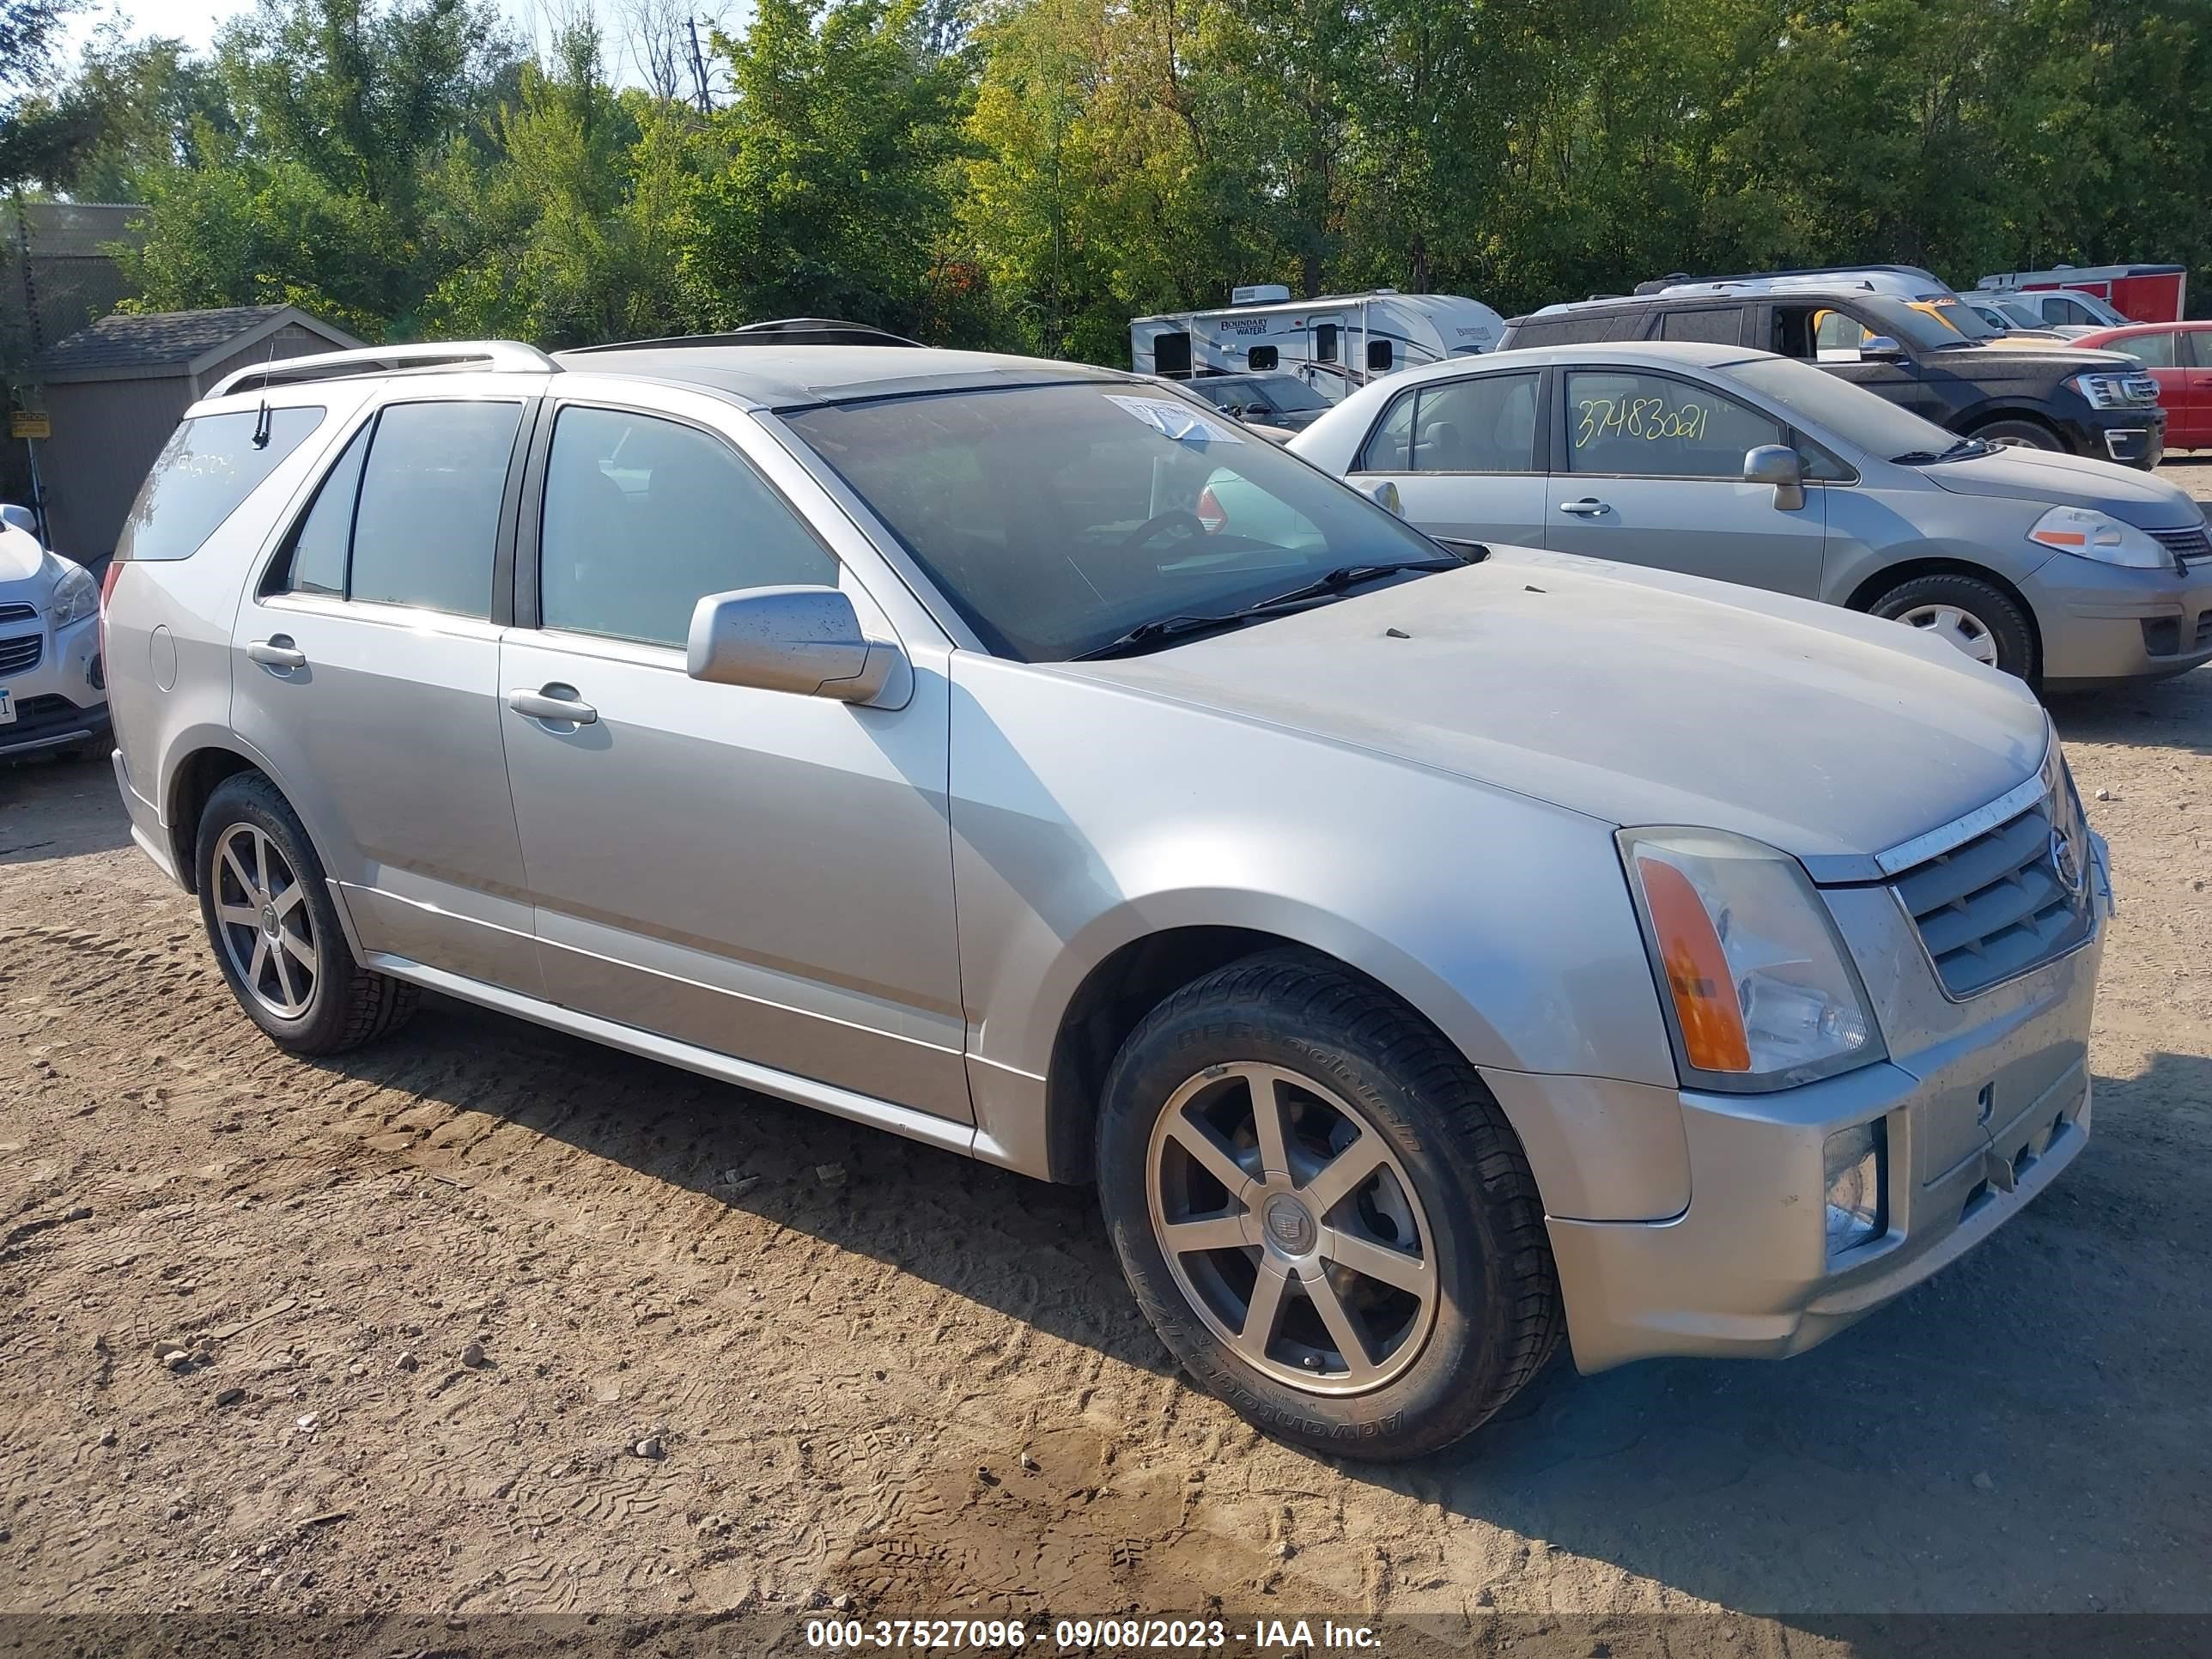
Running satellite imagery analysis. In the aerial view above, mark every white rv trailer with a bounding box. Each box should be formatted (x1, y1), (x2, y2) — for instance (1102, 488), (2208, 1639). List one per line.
(1129, 285), (1505, 396)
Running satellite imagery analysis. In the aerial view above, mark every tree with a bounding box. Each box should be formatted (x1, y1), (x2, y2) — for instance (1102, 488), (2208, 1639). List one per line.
(682, 0), (978, 337)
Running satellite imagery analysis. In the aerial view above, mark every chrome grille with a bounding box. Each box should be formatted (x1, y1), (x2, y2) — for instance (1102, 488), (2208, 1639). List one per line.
(1891, 769), (2094, 997)
(0, 632), (42, 676)
(0, 601), (35, 624)
(2148, 524), (2212, 568)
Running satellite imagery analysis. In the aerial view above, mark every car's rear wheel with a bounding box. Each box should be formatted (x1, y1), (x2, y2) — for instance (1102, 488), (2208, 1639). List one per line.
(1867, 572), (2037, 681)
(196, 773), (417, 1054)
(1096, 951), (1562, 1460)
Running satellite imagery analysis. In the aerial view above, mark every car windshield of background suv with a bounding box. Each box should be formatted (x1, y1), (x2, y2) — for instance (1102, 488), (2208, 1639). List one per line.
(782, 382), (1445, 662)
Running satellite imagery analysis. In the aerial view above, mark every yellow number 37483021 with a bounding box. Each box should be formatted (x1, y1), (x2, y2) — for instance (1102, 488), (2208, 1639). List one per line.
(1575, 396), (1712, 447)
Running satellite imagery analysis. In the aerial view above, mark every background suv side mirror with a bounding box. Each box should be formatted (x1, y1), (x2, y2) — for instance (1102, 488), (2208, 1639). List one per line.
(1857, 334), (1905, 361)
(1743, 445), (1807, 512)
(686, 586), (905, 705)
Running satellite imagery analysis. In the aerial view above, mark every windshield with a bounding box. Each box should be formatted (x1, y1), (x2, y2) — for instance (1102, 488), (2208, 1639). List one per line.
(1917, 295), (2002, 341)
(781, 381), (1444, 661)
(1725, 355), (1960, 459)
(1252, 376), (1328, 411)
(1850, 295), (1978, 353)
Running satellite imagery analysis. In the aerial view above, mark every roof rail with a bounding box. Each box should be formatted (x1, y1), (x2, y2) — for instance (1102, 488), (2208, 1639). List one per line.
(207, 341), (560, 400)
(562, 319), (924, 353)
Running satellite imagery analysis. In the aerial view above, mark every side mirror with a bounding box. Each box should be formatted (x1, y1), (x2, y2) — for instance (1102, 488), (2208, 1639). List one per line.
(1858, 334), (1904, 360)
(1744, 445), (1807, 512)
(0, 503), (37, 537)
(1354, 477), (1404, 516)
(686, 586), (903, 704)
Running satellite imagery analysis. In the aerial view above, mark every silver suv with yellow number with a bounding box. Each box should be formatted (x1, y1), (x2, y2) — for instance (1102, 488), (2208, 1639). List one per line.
(104, 328), (2109, 1459)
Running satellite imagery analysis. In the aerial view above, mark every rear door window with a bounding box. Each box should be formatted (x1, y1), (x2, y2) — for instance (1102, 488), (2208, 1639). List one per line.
(113, 406), (325, 562)
(267, 422), (370, 598)
(1359, 374), (1540, 473)
(348, 402), (524, 618)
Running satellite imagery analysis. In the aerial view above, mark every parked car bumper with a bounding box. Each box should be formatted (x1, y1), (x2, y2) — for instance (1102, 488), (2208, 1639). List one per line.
(1545, 842), (2106, 1374)
(2087, 416), (2165, 469)
(2027, 552), (2212, 688)
(0, 611), (109, 760)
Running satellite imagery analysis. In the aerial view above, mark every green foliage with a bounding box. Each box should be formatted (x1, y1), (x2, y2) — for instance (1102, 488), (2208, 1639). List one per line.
(683, 0), (978, 338)
(40, 0), (2212, 356)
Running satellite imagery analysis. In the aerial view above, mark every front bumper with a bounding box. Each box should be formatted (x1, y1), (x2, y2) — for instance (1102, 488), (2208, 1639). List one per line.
(2087, 414), (2164, 469)
(2024, 550), (2212, 688)
(1545, 839), (2106, 1374)
(0, 611), (109, 759)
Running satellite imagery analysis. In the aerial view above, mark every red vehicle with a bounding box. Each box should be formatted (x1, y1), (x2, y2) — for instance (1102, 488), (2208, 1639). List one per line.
(2075, 322), (2212, 451)
(1978, 264), (2188, 325)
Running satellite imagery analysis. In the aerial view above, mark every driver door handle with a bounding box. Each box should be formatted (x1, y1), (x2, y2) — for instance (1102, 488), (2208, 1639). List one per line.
(508, 685), (599, 725)
(247, 636), (307, 670)
(1558, 498), (1612, 517)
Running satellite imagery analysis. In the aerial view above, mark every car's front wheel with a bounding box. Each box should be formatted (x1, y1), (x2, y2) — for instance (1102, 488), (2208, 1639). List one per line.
(1097, 951), (1563, 1460)
(1867, 572), (2037, 681)
(196, 773), (417, 1054)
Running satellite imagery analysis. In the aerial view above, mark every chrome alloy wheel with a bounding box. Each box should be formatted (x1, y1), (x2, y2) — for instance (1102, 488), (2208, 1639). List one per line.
(211, 822), (318, 1019)
(1898, 602), (2000, 665)
(1145, 1062), (1437, 1395)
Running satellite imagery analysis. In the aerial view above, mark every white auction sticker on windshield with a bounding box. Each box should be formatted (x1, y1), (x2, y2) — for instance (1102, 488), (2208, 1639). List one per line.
(1103, 394), (1245, 445)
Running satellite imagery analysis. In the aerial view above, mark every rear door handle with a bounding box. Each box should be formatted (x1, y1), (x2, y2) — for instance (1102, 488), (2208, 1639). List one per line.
(247, 636), (307, 670)
(507, 684), (599, 725)
(1558, 499), (1612, 517)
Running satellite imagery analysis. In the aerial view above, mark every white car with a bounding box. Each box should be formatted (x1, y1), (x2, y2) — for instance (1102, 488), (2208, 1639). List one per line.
(0, 514), (109, 762)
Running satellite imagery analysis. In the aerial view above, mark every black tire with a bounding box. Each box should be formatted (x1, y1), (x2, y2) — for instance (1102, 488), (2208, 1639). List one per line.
(1096, 950), (1562, 1461)
(1866, 571), (2039, 682)
(195, 772), (417, 1054)
(1970, 416), (2065, 453)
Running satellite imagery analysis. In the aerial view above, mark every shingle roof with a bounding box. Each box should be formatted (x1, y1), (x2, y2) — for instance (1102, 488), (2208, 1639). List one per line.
(40, 306), (297, 378)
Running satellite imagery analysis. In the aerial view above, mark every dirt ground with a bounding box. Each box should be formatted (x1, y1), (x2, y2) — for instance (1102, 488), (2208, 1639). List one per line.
(3, 473), (2209, 1644)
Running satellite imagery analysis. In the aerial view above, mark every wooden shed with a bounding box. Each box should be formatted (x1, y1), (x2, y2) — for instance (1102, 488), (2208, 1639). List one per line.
(33, 306), (362, 561)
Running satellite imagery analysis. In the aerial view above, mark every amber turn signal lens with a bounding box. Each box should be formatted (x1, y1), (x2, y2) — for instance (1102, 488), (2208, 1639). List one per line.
(1637, 854), (1752, 1073)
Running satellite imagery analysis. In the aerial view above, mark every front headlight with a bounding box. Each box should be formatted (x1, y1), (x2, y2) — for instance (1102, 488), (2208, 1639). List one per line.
(2067, 371), (2154, 410)
(2026, 505), (2171, 569)
(49, 561), (99, 627)
(1619, 828), (1884, 1091)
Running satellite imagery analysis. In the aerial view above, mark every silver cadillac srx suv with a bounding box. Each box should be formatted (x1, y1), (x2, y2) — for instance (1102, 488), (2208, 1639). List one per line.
(102, 326), (2112, 1459)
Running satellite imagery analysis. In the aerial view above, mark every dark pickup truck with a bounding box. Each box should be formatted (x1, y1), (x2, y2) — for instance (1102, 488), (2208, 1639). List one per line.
(1499, 288), (2166, 469)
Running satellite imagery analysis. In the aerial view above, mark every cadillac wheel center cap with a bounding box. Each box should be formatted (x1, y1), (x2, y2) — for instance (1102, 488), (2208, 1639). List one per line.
(1263, 1194), (1317, 1255)
(261, 904), (282, 938)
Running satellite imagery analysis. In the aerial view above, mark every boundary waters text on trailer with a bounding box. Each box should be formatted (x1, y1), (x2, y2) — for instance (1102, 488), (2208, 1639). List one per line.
(1131, 286), (1505, 394)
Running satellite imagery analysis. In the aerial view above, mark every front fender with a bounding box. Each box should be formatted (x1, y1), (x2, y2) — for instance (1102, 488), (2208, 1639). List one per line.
(947, 654), (1681, 1188)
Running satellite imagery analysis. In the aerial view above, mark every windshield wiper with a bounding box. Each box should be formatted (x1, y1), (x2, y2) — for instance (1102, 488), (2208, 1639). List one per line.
(1072, 558), (1463, 661)
(1243, 556), (1466, 609)
(1892, 436), (1993, 465)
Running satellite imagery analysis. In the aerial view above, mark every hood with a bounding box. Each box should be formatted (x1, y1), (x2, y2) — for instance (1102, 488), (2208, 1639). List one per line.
(1922, 341), (2137, 379)
(1063, 550), (2049, 877)
(0, 525), (47, 587)
(1923, 445), (2206, 526)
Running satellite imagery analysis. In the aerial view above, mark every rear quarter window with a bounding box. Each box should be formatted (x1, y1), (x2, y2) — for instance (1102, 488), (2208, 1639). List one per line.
(1501, 312), (1637, 349)
(112, 406), (325, 562)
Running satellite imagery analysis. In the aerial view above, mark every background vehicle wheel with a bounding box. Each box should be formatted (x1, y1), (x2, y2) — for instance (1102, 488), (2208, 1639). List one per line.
(1096, 950), (1562, 1461)
(195, 773), (417, 1054)
(1971, 417), (2064, 453)
(1868, 573), (2037, 681)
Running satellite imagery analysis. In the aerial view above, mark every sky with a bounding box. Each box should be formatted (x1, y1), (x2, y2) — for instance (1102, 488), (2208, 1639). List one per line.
(58, 0), (716, 88)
